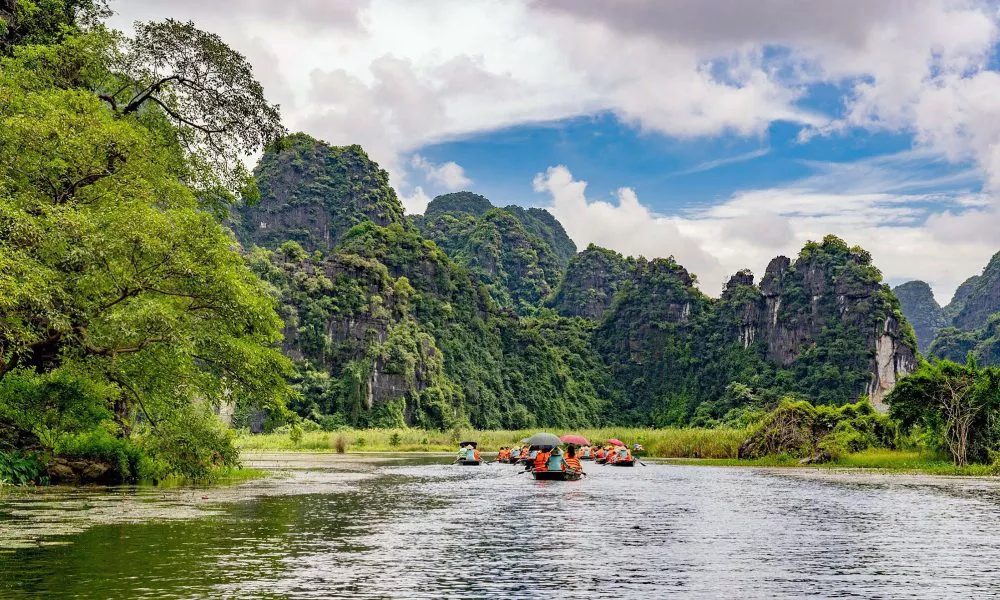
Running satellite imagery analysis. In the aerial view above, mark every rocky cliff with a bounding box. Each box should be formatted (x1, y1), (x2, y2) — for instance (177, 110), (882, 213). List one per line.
(412, 193), (574, 313)
(233, 133), (404, 252)
(548, 244), (634, 319)
(893, 281), (946, 352)
(951, 252), (1000, 331)
(750, 238), (918, 409)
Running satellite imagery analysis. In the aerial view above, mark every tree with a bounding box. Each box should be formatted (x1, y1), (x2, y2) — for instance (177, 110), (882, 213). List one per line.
(888, 356), (1000, 465)
(99, 20), (285, 203)
(0, 29), (291, 478)
(0, 0), (109, 55)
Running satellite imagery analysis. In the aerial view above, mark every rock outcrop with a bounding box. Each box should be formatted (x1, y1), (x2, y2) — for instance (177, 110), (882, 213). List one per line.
(893, 280), (947, 352)
(413, 193), (574, 312)
(548, 244), (634, 319)
(232, 133), (404, 252)
(951, 253), (1000, 331)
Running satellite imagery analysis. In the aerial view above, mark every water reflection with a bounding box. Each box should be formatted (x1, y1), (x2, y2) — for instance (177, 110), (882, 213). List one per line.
(3, 457), (1000, 598)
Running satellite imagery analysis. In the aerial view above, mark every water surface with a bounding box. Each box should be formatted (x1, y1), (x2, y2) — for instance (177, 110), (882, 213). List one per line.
(3, 454), (1000, 598)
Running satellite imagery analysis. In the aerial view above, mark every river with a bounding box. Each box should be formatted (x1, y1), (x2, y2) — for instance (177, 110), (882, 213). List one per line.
(2, 454), (1000, 599)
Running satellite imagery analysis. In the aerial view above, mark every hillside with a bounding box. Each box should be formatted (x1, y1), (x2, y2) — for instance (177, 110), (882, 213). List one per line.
(892, 281), (946, 352)
(910, 252), (1000, 365)
(235, 137), (920, 428)
(232, 133), (405, 251)
(412, 192), (575, 312)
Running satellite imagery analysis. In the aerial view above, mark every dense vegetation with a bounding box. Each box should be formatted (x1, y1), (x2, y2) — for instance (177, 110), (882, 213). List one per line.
(6, 2), (999, 483)
(0, 2), (289, 483)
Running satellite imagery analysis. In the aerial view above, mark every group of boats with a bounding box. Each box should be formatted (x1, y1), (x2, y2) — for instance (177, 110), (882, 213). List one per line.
(455, 432), (644, 482)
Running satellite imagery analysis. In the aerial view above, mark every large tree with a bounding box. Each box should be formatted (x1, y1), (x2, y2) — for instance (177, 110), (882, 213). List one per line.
(0, 25), (290, 478)
(888, 357), (1000, 465)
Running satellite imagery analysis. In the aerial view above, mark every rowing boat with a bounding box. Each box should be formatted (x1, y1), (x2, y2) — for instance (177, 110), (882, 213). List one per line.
(456, 459), (481, 466)
(608, 459), (635, 467)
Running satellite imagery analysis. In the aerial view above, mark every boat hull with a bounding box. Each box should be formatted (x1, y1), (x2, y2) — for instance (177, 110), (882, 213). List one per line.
(531, 470), (583, 481)
(457, 459), (481, 466)
(609, 459), (635, 467)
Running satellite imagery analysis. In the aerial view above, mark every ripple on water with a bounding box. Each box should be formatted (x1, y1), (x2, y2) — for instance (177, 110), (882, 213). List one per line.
(3, 457), (1000, 599)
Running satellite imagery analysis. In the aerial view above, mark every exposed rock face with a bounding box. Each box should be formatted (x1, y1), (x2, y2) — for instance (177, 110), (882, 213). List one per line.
(47, 457), (115, 484)
(233, 133), (404, 252)
(748, 240), (917, 409)
(548, 244), (633, 319)
(893, 280), (946, 352)
(951, 253), (1000, 331)
(943, 275), (981, 322)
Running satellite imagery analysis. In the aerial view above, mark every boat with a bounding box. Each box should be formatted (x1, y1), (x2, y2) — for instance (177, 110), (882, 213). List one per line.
(457, 458), (481, 466)
(609, 459), (635, 467)
(531, 469), (583, 481)
(507, 456), (521, 464)
(580, 455), (594, 461)
(595, 458), (608, 465)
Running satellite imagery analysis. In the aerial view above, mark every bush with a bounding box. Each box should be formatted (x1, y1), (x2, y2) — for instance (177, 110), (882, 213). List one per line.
(289, 423), (304, 447)
(334, 435), (347, 453)
(0, 450), (47, 485)
(389, 432), (401, 447)
(739, 398), (894, 461)
(54, 428), (156, 482)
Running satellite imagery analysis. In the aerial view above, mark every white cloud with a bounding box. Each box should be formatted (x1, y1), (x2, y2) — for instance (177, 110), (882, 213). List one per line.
(398, 186), (432, 215)
(410, 155), (472, 191)
(533, 161), (998, 302)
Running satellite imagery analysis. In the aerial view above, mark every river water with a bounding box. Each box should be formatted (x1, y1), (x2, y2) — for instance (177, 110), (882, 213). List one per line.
(2, 454), (1000, 599)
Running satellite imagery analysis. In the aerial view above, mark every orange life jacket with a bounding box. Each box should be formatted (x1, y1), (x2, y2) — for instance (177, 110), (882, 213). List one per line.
(534, 451), (550, 471)
(474, 449), (481, 461)
(565, 456), (582, 472)
(594, 448), (605, 459)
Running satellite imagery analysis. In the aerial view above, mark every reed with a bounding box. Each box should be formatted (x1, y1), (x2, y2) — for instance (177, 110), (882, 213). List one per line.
(235, 427), (749, 459)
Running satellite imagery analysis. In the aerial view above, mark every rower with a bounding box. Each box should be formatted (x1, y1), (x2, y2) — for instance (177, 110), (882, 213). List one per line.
(532, 446), (551, 471)
(564, 446), (582, 473)
(546, 447), (567, 471)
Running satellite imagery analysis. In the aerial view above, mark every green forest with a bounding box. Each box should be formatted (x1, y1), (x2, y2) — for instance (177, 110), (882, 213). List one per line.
(3, 1), (1000, 485)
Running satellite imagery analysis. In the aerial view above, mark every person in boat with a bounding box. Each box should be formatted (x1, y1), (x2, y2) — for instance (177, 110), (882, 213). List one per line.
(497, 447), (509, 461)
(532, 446), (551, 471)
(527, 446), (539, 462)
(510, 446), (521, 460)
(605, 446), (618, 464)
(473, 446), (481, 461)
(594, 446), (605, 460)
(615, 445), (631, 462)
(564, 445), (582, 473)
(546, 447), (567, 472)
(633, 443), (644, 454)
(580, 445), (592, 459)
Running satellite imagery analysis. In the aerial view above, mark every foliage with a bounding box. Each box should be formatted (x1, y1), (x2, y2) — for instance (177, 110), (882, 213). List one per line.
(547, 244), (634, 319)
(234, 133), (404, 251)
(0, 0), (109, 54)
(887, 356), (1000, 465)
(739, 398), (896, 460)
(104, 19), (285, 202)
(0, 16), (289, 481)
(0, 449), (46, 485)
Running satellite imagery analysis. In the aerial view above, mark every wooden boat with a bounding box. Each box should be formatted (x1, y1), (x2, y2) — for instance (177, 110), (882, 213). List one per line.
(580, 456), (594, 461)
(531, 469), (583, 481)
(457, 459), (481, 466)
(595, 458), (608, 465)
(507, 456), (522, 464)
(609, 459), (635, 467)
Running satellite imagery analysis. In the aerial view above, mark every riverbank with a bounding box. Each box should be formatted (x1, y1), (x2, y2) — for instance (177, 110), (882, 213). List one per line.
(235, 427), (747, 458)
(660, 449), (1000, 476)
(235, 429), (1000, 476)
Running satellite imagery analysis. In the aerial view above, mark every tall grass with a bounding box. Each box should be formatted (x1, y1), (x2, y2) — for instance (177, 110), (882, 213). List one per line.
(235, 427), (749, 459)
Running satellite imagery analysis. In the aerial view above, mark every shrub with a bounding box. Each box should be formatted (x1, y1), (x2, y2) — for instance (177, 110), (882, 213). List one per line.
(389, 432), (401, 447)
(289, 423), (304, 447)
(334, 435), (347, 453)
(0, 450), (47, 485)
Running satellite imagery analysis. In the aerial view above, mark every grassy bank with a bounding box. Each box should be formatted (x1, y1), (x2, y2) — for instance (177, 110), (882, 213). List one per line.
(236, 427), (748, 458)
(663, 449), (1000, 476)
(236, 429), (1000, 476)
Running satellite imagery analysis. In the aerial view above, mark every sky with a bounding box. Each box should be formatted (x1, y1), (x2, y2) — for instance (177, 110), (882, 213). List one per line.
(111, 0), (1000, 301)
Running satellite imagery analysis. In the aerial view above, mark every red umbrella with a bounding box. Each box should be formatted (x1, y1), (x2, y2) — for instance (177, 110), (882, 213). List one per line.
(606, 438), (625, 446)
(560, 434), (590, 446)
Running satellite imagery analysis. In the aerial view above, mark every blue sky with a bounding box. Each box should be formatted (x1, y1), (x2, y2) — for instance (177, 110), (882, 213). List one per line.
(115, 0), (1000, 300)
